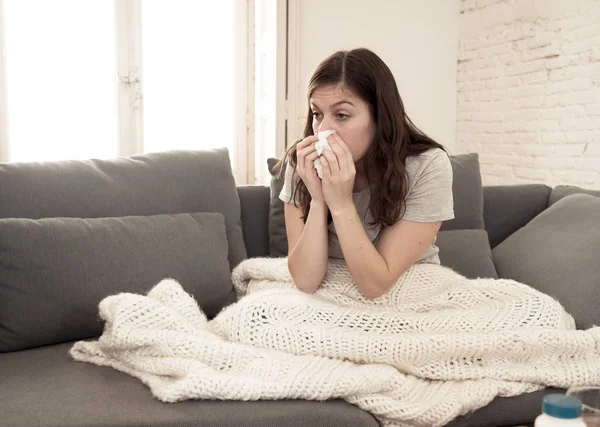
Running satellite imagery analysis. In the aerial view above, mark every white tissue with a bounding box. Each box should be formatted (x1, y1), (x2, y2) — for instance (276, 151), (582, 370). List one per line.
(314, 130), (336, 179)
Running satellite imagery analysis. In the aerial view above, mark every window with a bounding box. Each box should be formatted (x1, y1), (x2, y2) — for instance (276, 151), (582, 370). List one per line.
(2, 0), (118, 162)
(0, 0), (282, 185)
(141, 0), (236, 156)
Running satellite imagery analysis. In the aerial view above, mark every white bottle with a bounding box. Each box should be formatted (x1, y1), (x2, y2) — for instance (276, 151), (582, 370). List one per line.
(535, 394), (587, 427)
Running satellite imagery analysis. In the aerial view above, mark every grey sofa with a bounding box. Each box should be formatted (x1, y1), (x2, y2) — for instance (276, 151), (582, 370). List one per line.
(1, 149), (598, 427)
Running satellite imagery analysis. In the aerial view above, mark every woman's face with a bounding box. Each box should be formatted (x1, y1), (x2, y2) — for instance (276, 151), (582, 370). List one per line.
(310, 84), (375, 167)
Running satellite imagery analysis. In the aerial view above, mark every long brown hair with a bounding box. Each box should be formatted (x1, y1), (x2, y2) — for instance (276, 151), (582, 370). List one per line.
(276, 48), (448, 226)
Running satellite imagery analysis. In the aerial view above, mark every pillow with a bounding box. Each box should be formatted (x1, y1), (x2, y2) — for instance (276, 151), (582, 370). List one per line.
(0, 148), (247, 270)
(267, 153), (485, 257)
(0, 212), (233, 352)
(493, 194), (600, 330)
(436, 230), (498, 279)
(237, 185), (270, 258)
(548, 185), (600, 207)
(441, 153), (485, 231)
(267, 158), (288, 257)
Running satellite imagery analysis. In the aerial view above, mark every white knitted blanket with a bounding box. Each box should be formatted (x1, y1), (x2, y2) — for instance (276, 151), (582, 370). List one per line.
(70, 257), (600, 427)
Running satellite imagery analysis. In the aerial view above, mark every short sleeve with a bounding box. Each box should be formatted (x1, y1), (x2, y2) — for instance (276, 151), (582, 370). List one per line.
(279, 161), (299, 205)
(402, 150), (455, 222)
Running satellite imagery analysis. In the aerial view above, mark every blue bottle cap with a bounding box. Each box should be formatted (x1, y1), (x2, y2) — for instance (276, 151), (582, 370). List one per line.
(543, 394), (582, 419)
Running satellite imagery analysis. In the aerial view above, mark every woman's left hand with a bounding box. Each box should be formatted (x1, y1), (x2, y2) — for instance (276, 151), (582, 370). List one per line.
(319, 133), (356, 214)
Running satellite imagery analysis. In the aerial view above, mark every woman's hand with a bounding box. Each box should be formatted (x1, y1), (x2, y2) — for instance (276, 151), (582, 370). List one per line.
(294, 135), (324, 203)
(319, 133), (356, 214)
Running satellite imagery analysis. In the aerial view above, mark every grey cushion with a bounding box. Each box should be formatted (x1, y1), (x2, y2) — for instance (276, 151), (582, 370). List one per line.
(441, 153), (485, 231)
(0, 341), (379, 427)
(493, 194), (600, 329)
(436, 230), (498, 279)
(483, 184), (552, 249)
(238, 185), (271, 258)
(548, 185), (600, 207)
(0, 149), (247, 270)
(0, 213), (234, 353)
(267, 158), (288, 257)
(267, 153), (484, 257)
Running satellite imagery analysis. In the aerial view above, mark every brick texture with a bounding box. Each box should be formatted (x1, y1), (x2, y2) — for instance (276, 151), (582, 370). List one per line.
(457, 0), (600, 189)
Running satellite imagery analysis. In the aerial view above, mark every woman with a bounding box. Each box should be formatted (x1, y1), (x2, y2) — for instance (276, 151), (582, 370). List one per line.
(276, 48), (454, 299)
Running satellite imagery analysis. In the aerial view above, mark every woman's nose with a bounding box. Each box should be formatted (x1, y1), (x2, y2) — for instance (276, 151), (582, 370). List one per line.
(317, 115), (335, 132)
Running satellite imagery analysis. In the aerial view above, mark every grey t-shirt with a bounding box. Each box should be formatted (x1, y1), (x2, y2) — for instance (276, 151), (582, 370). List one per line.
(279, 148), (455, 264)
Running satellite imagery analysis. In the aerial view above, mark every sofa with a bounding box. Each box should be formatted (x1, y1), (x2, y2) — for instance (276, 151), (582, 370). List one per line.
(1, 148), (598, 427)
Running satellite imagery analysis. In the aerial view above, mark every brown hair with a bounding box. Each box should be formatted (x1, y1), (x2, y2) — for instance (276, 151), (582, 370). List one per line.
(276, 48), (448, 226)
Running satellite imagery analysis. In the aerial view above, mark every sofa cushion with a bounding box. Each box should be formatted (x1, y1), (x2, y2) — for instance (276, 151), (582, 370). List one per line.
(436, 230), (498, 279)
(237, 185), (271, 258)
(493, 194), (600, 329)
(267, 153), (484, 257)
(267, 158), (288, 257)
(0, 212), (234, 353)
(0, 148), (246, 269)
(446, 386), (563, 427)
(483, 184), (552, 249)
(0, 340), (561, 427)
(0, 341), (379, 427)
(441, 153), (485, 231)
(548, 184), (600, 207)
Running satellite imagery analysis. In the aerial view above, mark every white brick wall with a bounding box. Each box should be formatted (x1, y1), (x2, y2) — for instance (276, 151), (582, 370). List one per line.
(457, 0), (600, 189)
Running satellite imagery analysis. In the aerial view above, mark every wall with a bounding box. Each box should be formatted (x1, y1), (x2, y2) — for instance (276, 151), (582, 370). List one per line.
(286, 0), (459, 152)
(457, 0), (600, 189)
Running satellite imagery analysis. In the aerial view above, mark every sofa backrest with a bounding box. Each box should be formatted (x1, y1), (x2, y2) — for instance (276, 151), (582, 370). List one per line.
(548, 185), (600, 207)
(236, 183), (554, 257)
(0, 149), (247, 269)
(482, 184), (551, 249)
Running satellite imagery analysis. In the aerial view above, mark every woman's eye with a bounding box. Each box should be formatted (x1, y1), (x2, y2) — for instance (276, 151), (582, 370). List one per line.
(336, 113), (349, 120)
(312, 112), (321, 119)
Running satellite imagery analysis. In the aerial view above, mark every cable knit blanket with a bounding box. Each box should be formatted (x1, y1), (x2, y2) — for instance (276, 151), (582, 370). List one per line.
(70, 257), (600, 427)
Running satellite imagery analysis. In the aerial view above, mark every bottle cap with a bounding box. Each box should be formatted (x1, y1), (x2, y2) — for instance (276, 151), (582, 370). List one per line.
(542, 394), (582, 419)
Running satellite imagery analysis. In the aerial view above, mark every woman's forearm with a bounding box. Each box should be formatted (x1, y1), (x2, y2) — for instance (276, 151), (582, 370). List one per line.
(288, 200), (329, 293)
(330, 204), (391, 299)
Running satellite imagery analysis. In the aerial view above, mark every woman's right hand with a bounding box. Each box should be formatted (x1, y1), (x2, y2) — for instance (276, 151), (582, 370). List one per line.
(295, 135), (324, 203)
